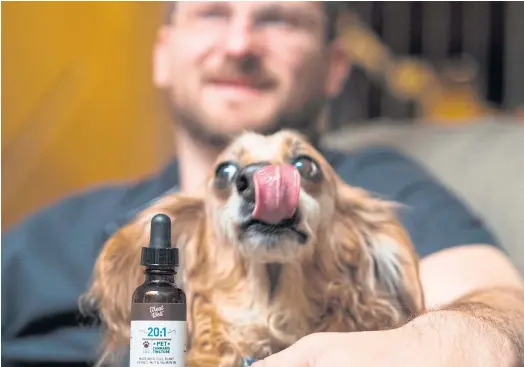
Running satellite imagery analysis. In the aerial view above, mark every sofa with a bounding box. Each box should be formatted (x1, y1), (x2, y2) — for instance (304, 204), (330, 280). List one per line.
(323, 117), (524, 273)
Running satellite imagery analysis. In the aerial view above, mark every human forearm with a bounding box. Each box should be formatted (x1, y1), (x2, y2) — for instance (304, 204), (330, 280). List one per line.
(251, 285), (524, 367)
(407, 286), (524, 366)
(444, 286), (524, 364)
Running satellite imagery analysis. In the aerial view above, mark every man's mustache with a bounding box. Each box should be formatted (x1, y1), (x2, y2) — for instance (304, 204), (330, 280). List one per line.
(204, 59), (277, 88)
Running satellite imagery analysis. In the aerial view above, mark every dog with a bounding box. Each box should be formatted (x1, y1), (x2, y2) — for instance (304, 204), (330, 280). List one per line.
(84, 129), (425, 366)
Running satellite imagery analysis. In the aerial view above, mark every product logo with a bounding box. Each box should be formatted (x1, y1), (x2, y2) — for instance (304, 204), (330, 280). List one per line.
(149, 305), (164, 318)
(142, 340), (151, 354)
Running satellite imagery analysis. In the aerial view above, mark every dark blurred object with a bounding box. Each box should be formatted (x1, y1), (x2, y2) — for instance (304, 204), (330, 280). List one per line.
(330, 2), (524, 127)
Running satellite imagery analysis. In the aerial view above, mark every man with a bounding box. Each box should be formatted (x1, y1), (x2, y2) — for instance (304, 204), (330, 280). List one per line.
(2, 2), (523, 366)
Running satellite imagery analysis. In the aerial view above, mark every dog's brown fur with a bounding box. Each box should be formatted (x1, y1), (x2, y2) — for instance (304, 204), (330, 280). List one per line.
(83, 130), (425, 366)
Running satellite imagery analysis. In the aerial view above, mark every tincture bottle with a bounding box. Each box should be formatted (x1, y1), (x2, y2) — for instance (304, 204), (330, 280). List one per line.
(129, 214), (186, 366)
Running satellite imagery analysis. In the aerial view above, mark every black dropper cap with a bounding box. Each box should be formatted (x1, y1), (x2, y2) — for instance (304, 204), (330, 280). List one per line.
(141, 214), (178, 267)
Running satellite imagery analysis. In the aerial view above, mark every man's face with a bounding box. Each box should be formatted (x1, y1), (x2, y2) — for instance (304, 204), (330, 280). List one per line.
(154, 1), (348, 144)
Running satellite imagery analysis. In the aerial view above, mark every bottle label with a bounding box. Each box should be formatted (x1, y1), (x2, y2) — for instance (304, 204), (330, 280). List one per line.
(129, 303), (187, 366)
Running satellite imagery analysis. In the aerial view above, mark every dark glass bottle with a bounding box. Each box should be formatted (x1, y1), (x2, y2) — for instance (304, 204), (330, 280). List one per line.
(129, 214), (187, 367)
(132, 267), (186, 304)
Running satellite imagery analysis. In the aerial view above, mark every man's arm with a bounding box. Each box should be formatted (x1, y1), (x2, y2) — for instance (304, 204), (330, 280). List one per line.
(420, 245), (524, 309)
(413, 245), (524, 365)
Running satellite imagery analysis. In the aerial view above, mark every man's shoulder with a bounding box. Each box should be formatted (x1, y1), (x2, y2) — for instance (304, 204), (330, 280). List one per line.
(3, 160), (180, 252)
(324, 146), (500, 257)
(4, 184), (130, 240)
(325, 145), (430, 196)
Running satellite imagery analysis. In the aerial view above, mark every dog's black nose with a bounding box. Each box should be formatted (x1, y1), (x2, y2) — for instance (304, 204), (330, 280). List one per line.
(236, 163), (268, 202)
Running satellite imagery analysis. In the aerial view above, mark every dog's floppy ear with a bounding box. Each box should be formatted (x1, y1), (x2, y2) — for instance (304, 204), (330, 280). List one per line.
(333, 182), (425, 322)
(81, 193), (205, 363)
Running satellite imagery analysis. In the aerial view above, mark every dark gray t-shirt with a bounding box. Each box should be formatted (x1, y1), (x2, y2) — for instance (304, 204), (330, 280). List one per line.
(1, 147), (499, 366)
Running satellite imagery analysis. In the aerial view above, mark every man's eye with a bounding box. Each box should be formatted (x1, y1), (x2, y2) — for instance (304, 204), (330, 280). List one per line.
(259, 14), (287, 24)
(196, 7), (228, 19)
(257, 13), (297, 27)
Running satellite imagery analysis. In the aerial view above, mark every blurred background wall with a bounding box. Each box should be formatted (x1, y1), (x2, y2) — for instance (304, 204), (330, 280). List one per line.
(2, 1), (174, 229)
(2, 1), (524, 230)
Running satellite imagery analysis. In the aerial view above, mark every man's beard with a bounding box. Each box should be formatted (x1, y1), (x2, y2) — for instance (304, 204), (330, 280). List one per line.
(171, 95), (327, 150)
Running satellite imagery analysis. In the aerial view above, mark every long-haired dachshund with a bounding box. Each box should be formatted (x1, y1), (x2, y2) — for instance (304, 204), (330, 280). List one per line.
(84, 129), (425, 366)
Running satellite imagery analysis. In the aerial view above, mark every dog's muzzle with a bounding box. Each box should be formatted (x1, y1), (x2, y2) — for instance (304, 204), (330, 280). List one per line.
(236, 163), (300, 224)
(236, 163), (308, 244)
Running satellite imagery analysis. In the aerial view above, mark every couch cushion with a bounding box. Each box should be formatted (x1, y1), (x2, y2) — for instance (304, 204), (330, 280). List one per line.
(323, 118), (524, 273)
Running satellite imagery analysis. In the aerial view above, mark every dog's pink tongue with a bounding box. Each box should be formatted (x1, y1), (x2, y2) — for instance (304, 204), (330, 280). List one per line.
(252, 164), (300, 225)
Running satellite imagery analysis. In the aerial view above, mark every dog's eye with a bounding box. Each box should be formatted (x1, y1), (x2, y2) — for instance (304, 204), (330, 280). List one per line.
(214, 162), (239, 189)
(292, 155), (322, 181)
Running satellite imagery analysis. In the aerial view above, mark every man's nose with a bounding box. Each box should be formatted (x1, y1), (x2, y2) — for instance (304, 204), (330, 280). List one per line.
(223, 19), (259, 58)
